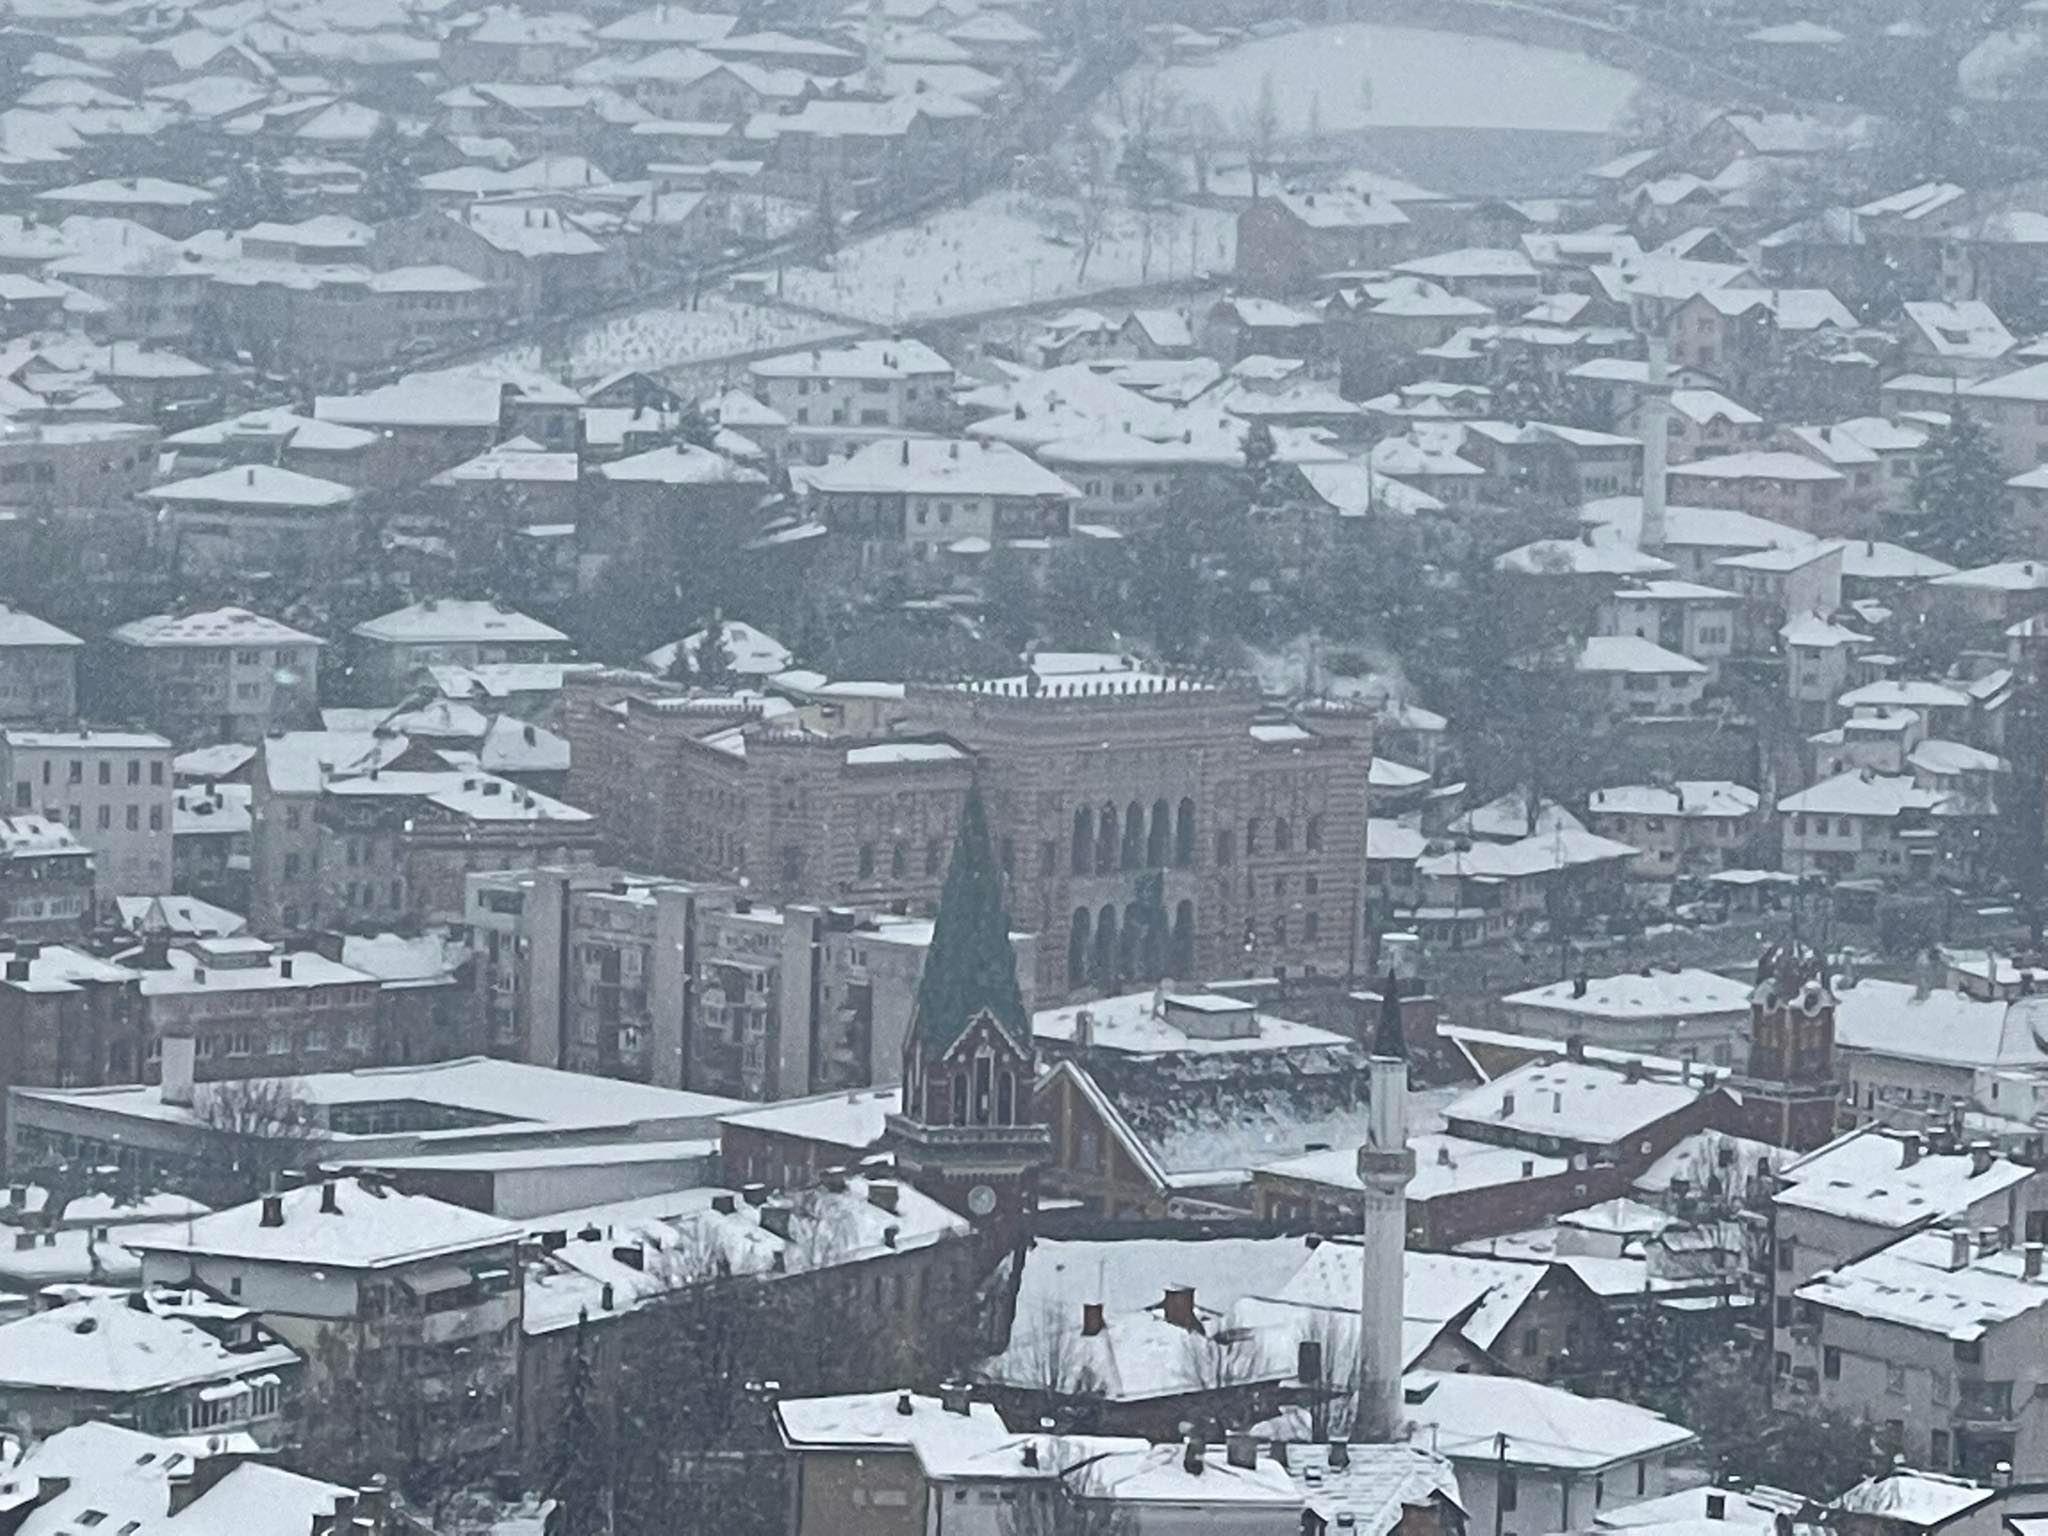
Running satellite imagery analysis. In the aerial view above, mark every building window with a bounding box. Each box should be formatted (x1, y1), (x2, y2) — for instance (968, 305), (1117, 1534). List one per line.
(1823, 1346), (1841, 1380)
(858, 844), (874, 879)
(1214, 829), (1234, 866)
(1499, 1472), (1517, 1513)
(97, 760), (110, 786)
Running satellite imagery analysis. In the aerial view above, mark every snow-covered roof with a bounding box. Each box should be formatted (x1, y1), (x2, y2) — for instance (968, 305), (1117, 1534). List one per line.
(1034, 989), (1351, 1055)
(353, 599), (565, 646)
(1443, 1059), (1706, 1145)
(751, 336), (953, 381)
(0, 605), (81, 649)
(1402, 1369), (1694, 1470)
(1776, 770), (1946, 818)
(125, 1177), (520, 1269)
(0, 1288), (296, 1393)
(1577, 636), (1708, 676)
(1668, 449), (1844, 483)
(1834, 1471), (1999, 1528)
(1832, 980), (2046, 1073)
(1776, 1131), (2031, 1227)
(111, 606), (317, 647)
(810, 436), (1078, 498)
(1587, 782), (1760, 819)
(144, 463), (354, 508)
(1503, 966), (1752, 1020)
(1903, 300), (2015, 362)
(1796, 1228), (2048, 1342)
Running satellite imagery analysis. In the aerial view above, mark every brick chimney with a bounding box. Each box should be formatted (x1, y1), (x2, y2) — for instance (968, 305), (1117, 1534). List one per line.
(1161, 1285), (1197, 1330)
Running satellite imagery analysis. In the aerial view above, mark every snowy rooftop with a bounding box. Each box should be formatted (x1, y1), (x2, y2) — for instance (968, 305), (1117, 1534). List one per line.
(353, 599), (566, 646)
(0, 605), (80, 649)
(1776, 770), (1945, 818)
(718, 1086), (902, 1149)
(1775, 1131), (2030, 1227)
(0, 1289), (296, 1393)
(1443, 1059), (1706, 1146)
(1034, 989), (1351, 1055)
(112, 606), (321, 648)
(125, 1177), (520, 1269)
(1587, 783), (1759, 820)
(1832, 979), (2046, 1072)
(1503, 967), (1752, 1020)
(22, 1055), (748, 1141)
(1257, 1133), (1568, 1202)
(145, 463), (354, 508)
(1402, 1369), (1694, 1470)
(1796, 1228), (2048, 1341)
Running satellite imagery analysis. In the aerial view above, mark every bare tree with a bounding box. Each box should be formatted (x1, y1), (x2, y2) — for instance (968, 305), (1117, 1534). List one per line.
(1004, 1303), (1110, 1428)
(1238, 72), (1281, 197)
(1001, 1453), (1138, 1536)
(195, 1077), (324, 1207)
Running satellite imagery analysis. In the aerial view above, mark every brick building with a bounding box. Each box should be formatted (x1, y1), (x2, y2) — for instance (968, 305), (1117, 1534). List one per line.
(563, 665), (1373, 1002)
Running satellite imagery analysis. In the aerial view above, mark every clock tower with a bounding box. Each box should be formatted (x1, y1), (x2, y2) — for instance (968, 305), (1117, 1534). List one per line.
(886, 786), (1050, 1260)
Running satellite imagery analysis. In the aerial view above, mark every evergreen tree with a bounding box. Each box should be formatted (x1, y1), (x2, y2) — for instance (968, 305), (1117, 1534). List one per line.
(359, 123), (423, 224)
(1906, 407), (2008, 568)
(1241, 420), (1279, 507)
(695, 616), (739, 692)
(672, 398), (719, 451)
(909, 786), (1028, 1060)
(218, 157), (290, 230)
(548, 1313), (612, 1536)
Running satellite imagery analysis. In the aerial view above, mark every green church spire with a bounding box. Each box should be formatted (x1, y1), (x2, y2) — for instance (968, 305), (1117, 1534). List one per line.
(908, 785), (1028, 1060)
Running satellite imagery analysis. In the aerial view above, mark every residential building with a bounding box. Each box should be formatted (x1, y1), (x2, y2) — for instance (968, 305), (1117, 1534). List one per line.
(1400, 1371), (1695, 1536)
(809, 437), (1079, 564)
(0, 1422), (382, 1536)
(0, 817), (93, 940)
(0, 1286), (300, 1444)
(107, 607), (324, 747)
(1669, 451), (1851, 537)
(1777, 771), (1946, 881)
(1600, 582), (1739, 673)
(1575, 636), (1710, 723)
(748, 339), (955, 462)
(1771, 1128), (2041, 1406)
(351, 600), (570, 703)
(1439, 1053), (1728, 1178)
(128, 1178), (524, 1475)
(1795, 1227), (2048, 1477)
(0, 608), (80, 725)
(146, 465), (358, 577)
(1236, 188), (1416, 293)
(1584, 783), (1763, 883)
(0, 729), (173, 897)
(1498, 967), (1755, 1065)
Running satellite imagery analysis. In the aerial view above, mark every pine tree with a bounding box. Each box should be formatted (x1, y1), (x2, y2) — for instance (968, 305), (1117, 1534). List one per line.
(908, 786), (1028, 1061)
(672, 398), (719, 451)
(1241, 419), (1279, 506)
(548, 1313), (612, 1536)
(218, 157), (289, 230)
(359, 123), (423, 224)
(695, 616), (739, 692)
(1907, 406), (2008, 569)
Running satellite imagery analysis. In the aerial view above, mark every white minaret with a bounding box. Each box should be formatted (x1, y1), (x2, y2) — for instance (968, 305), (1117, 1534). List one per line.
(1638, 301), (1671, 554)
(1355, 978), (1414, 1442)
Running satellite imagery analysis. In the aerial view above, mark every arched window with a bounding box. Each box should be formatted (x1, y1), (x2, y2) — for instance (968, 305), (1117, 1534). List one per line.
(997, 1070), (1015, 1125)
(1121, 800), (1144, 870)
(1245, 818), (1262, 857)
(1274, 817), (1292, 853)
(1092, 904), (1119, 988)
(890, 844), (906, 879)
(1175, 798), (1196, 867)
(1147, 798), (1170, 868)
(951, 1072), (968, 1126)
(1305, 814), (1324, 852)
(926, 839), (943, 875)
(1096, 804), (1119, 875)
(1171, 900), (1195, 977)
(1067, 907), (1091, 988)
(1071, 808), (1093, 876)
(858, 844), (875, 879)
(1214, 828), (1234, 866)
(1121, 902), (1142, 980)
